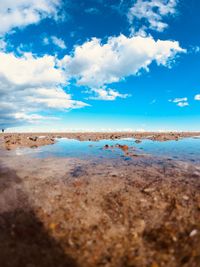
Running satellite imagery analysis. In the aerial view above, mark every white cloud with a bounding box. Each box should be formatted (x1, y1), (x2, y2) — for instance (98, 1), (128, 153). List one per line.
(14, 112), (60, 123)
(0, 0), (62, 35)
(89, 87), (129, 101)
(194, 94), (200, 101)
(169, 97), (189, 107)
(0, 51), (89, 128)
(177, 102), (189, 107)
(51, 36), (66, 49)
(128, 0), (178, 32)
(43, 36), (66, 49)
(60, 34), (185, 91)
(171, 97), (188, 103)
(0, 52), (64, 86)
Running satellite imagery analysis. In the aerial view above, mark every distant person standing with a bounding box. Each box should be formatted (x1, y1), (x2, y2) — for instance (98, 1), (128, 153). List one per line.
(2, 129), (4, 133)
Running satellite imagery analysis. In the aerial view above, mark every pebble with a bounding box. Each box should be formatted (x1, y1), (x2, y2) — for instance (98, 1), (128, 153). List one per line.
(182, 195), (189, 201)
(143, 188), (155, 193)
(110, 172), (118, 177)
(190, 229), (198, 237)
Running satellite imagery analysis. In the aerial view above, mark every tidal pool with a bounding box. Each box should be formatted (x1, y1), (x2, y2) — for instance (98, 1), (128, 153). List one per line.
(13, 137), (200, 163)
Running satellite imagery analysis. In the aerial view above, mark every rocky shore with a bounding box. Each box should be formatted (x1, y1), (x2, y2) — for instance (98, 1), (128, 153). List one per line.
(1, 132), (200, 149)
(0, 133), (200, 267)
(2, 134), (56, 149)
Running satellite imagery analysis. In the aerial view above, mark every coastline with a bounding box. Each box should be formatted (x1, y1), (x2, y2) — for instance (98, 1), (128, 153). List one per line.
(0, 135), (200, 266)
(1, 131), (200, 150)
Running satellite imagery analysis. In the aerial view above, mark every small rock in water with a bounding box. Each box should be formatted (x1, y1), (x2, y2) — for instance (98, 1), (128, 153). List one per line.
(117, 144), (129, 152)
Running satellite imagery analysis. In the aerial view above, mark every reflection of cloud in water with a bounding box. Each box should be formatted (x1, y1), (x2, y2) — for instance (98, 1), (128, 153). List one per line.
(11, 138), (200, 163)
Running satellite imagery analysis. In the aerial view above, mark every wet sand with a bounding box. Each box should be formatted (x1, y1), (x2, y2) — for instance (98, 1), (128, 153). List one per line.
(0, 133), (200, 267)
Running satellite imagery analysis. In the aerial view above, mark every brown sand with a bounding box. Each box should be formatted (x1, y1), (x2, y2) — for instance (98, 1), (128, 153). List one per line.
(0, 133), (200, 267)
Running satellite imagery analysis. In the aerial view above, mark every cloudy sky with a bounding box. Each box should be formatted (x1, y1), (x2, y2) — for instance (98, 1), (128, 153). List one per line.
(0, 0), (200, 132)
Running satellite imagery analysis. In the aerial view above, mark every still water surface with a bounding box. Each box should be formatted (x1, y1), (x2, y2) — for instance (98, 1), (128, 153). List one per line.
(14, 137), (200, 163)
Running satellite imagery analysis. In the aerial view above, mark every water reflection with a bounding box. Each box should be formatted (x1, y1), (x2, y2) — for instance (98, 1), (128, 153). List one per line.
(12, 137), (200, 163)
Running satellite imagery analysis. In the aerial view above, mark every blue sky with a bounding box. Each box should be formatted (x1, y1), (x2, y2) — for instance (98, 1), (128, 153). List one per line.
(1, 0), (200, 132)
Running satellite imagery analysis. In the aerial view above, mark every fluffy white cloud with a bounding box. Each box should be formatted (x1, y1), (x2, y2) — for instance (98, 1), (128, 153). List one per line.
(0, 51), (89, 128)
(43, 36), (67, 49)
(0, 0), (61, 35)
(128, 0), (178, 32)
(60, 34), (185, 90)
(89, 87), (129, 101)
(0, 52), (65, 86)
(194, 94), (200, 100)
(169, 97), (189, 107)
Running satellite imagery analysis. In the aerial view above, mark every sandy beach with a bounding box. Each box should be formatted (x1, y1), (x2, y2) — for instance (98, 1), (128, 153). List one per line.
(0, 133), (200, 267)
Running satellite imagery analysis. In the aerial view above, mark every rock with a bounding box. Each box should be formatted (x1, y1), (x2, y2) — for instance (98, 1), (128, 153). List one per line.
(110, 172), (118, 177)
(122, 145), (129, 151)
(190, 229), (198, 237)
(117, 144), (129, 152)
(143, 188), (155, 193)
(182, 195), (189, 201)
(49, 223), (57, 231)
(29, 136), (38, 142)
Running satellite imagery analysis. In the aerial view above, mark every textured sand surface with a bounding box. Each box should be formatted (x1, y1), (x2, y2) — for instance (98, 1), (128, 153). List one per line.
(0, 134), (200, 267)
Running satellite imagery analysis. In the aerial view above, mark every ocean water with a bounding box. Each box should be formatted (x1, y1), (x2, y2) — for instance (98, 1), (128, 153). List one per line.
(13, 137), (200, 163)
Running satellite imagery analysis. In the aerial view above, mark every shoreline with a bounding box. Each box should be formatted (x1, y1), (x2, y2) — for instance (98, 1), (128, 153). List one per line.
(1, 131), (200, 150)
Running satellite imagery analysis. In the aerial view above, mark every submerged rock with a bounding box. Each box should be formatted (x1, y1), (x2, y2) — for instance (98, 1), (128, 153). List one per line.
(117, 144), (129, 152)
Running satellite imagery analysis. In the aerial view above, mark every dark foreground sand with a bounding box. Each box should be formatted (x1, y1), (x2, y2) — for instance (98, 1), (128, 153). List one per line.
(0, 133), (200, 267)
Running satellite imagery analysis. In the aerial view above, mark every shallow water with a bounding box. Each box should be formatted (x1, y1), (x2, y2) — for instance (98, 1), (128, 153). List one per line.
(13, 137), (200, 163)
